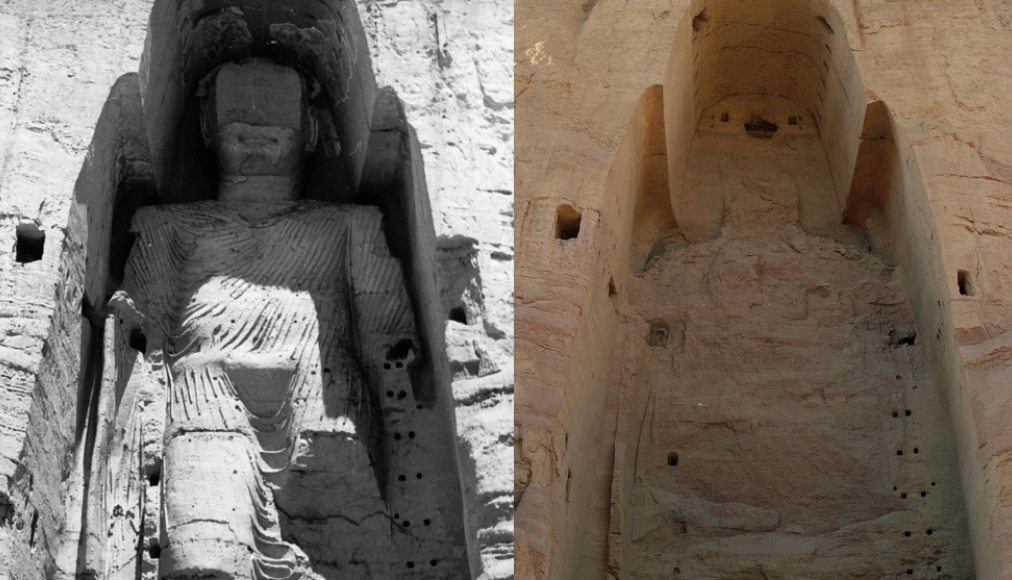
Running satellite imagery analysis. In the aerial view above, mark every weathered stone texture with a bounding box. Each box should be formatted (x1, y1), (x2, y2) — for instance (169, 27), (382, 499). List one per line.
(0, 0), (512, 578)
(517, 0), (1012, 578)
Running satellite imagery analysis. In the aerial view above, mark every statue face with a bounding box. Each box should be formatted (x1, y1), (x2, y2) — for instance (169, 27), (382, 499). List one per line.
(214, 122), (304, 179)
(204, 61), (315, 201)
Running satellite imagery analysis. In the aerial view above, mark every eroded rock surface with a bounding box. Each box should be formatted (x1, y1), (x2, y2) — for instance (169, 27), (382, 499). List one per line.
(517, 0), (1010, 578)
(0, 1), (513, 578)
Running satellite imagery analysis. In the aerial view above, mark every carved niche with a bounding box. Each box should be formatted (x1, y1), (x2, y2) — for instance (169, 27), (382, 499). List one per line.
(60, 2), (471, 579)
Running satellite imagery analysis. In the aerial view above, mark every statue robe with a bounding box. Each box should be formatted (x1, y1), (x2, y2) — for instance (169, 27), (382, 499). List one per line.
(89, 200), (418, 579)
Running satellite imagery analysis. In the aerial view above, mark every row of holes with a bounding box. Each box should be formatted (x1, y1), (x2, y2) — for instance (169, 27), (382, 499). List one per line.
(393, 512), (433, 528)
(900, 566), (943, 576)
(691, 9), (834, 37)
(406, 560), (440, 568)
(891, 369), (944, 578)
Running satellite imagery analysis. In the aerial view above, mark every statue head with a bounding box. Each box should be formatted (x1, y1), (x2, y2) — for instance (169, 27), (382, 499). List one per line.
(199, 60), (319, 202)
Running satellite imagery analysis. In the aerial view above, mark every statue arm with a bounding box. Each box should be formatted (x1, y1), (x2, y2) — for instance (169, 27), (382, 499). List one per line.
(80, 288), (166, 575)
(347, 208), (420, 372)
(79, 214), (177, 573)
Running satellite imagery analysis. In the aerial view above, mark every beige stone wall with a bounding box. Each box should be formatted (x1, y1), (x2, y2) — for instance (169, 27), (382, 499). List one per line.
(0, 0), (513, 577)
(516, 0), (1012, 577)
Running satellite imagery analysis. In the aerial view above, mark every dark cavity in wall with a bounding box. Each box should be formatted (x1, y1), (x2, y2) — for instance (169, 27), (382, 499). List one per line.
(692, 9), (708, 32)
(129, 328), (147, 353)
(648, 323), (669, 349)
(15, 223), (45, 263)
(958, 270), (974, 296)
(449, 305), (468, 324)
(556, 204), (582, 240)
(745, 115), (778, 139)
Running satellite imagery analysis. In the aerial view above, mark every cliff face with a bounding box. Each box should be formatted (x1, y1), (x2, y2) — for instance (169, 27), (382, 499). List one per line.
(516, 1), (1012, 578)
(0, 1), (512, 578)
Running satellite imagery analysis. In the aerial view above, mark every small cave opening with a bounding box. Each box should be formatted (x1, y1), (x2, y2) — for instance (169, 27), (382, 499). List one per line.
(692, 9), (708, 32)
(720, 111), (729, 123)
(744, 115), (778, 139)
(146, 461), (162, 487)
(957, 270), (974, 296)
(449, 305), (468, 324)
(608, 277), (617, 298)
(667, 451), (680, 466)
(890, 331), (917, 347)
(648, 323), (669, 349)
(148, 543), (161, 559)
(385, 339), (416, 362)
(15, 223), (45, 264)
(555, 204), (582, 240)
(129, 327), (148, 353)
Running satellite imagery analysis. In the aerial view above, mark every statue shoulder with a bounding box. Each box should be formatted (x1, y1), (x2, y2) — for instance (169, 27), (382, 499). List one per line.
(130, 203), (218, 233)
(293, 201), (383, 230)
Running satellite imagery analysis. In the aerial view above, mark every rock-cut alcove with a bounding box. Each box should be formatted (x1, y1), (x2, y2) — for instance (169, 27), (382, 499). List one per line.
(605, 1), (975, 577)
(0, 1), (477, 579)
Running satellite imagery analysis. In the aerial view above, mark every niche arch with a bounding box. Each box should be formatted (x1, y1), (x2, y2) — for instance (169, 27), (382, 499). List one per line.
(624, 0), (869, 266)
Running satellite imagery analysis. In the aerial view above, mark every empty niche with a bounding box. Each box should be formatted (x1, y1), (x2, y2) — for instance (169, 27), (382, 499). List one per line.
(744, 114), (778, 139)
(647, 322), (669, 349)
(15, 223), (45, 263)
(448, 305), (468, 324)
(957, 270), (974, 296)
(691, 9), (708, 32)
(604, 1), (974, 577)
(556, 204), (582, 240)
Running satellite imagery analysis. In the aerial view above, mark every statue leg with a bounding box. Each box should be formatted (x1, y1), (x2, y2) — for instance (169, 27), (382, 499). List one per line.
(274, 353), (391, 578)
(159, 431), (260, 579)
(159, 365), (317, 580)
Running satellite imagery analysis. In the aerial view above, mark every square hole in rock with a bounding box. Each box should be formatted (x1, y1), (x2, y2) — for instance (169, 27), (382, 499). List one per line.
(958, 270), (975, 296)
(555, 204), (582, 240)
(648, 323), (669, 349)
(15, 223), (45, 263)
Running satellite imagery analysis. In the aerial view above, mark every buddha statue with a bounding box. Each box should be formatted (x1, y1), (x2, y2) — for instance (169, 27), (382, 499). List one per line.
(105, 59), (408, 579)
